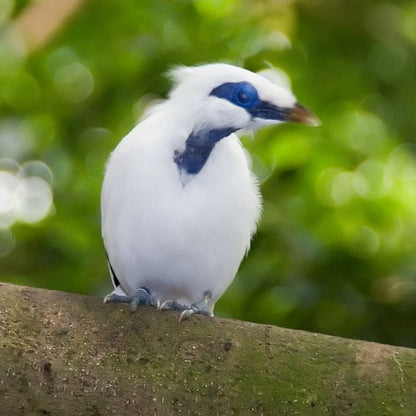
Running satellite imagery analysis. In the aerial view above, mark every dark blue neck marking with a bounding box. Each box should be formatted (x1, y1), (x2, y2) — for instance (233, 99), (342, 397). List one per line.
(174, 128), (236, 175)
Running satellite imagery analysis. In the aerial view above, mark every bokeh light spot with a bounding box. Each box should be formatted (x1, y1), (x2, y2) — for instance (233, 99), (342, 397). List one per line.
(0, 159), (54, 231)
(331, 108), (389, 156)
(0, 118), (35, 159)
(0, 170), (19, 226)
(373, 277), (416, 305)
(54, 62), (94, 103)
(16, 176), (53, 223)
(353, 159), (391, 199)
(315, 168), (355, 206)
(19, 160), (53, 185)
(368, 41), (412, 84)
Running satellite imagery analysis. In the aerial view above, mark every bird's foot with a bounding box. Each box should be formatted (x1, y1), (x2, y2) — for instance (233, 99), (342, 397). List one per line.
(104, 287), (160, 311)
(160, 291), (213, 321)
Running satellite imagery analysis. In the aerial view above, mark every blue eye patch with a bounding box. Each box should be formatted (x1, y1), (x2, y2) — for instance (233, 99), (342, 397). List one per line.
(210, 81), (289, 122)
(210, 82), (259, 109)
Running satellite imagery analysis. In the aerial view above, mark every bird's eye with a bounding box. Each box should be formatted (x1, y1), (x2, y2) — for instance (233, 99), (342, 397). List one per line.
(237, 90), (250, 104)
(232, 82), (258, 108)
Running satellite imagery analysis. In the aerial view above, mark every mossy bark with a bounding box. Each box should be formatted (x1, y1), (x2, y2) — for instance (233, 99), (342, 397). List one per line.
(0, 282), (415, 415)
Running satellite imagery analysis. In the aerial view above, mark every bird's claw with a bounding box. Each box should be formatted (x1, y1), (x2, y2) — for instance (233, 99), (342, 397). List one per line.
(104, 287), (160, 311)
(160, 299), (186, 311)
(105, 288), (213, 320)
(161, 291), (213, 321)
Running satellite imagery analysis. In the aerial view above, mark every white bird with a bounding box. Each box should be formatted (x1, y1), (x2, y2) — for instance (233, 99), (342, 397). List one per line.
(102, 63), (318, 320)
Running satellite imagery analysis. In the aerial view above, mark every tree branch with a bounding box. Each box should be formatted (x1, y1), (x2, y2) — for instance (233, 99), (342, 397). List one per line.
(13, 0), (87, 53)
(1, 282), (415, 415)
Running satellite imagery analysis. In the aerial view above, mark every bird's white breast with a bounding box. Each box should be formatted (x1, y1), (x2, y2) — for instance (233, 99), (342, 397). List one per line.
(101, 111), (261, 309)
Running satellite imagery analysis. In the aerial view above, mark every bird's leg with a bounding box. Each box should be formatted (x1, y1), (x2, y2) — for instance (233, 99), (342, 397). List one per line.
(161, 291), (213, 321)
(104, 287), (160, 311)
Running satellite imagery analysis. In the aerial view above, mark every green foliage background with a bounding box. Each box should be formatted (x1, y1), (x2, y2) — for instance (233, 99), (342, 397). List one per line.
(1, 0), (416, 347)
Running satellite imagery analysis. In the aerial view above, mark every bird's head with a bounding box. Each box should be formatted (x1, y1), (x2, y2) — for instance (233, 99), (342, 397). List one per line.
(168, 63), (319, 132)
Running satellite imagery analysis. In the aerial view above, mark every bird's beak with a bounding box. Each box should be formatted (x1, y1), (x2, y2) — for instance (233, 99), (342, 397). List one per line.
(287, 103), (321, 127)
